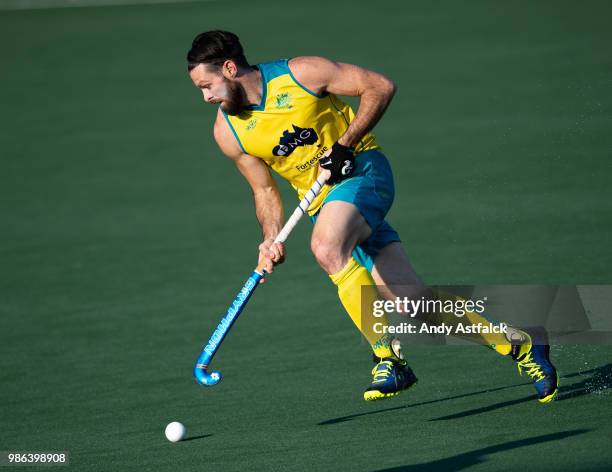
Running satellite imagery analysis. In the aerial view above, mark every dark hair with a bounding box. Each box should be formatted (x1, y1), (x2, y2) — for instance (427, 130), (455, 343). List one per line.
(187, 30), (249, 71)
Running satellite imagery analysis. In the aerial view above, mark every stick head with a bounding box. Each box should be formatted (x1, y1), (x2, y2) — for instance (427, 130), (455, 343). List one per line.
(194, 364), (222, 386)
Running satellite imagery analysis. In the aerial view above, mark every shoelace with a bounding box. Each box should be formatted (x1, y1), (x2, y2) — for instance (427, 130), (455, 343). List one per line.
(372, 360), (394, 383)
(517, 352), (546, 382)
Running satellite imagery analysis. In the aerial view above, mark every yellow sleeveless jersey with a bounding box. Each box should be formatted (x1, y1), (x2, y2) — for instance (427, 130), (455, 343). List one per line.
(223, 58), (380, 215)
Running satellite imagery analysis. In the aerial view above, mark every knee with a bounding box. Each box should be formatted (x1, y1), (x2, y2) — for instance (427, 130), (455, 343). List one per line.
(311, 237), (349, 275)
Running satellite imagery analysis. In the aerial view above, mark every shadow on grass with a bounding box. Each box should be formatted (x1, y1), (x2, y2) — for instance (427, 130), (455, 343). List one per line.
(318, 380), (531, 426)
(373, 429), (590, 471)
(318, 364), (610, 426)
(429, 363), (612, 421)
(182, 434), (213, 442)
(429, 395), (533, 421)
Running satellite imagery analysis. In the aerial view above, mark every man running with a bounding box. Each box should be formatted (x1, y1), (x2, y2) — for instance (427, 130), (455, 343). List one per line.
(186, 30), (558, 402)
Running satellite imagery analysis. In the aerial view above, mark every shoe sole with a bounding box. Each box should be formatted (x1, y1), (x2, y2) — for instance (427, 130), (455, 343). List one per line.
(363, 380), (418, 402)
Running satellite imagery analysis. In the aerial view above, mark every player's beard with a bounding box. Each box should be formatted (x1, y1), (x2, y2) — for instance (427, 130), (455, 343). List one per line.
(219, 79), (247, 116)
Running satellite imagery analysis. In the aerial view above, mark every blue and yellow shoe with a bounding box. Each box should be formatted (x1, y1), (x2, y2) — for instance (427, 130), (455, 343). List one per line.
(512, 338), (559, 403)
(363, 356), (418, 401)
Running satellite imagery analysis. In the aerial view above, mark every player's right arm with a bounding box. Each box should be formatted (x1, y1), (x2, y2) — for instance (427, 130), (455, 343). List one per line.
(213, 110), (285, 274)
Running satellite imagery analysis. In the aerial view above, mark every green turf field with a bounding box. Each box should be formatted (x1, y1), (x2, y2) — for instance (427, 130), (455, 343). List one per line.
(1, 0), (611, 470)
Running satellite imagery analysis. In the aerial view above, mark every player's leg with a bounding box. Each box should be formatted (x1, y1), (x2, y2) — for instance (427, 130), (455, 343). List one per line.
(369, 241), (425, 300)
(370, 241), (559, 402)
(311, 149), (417, 400)
(311, 204), (417, 401)
(311, 199), (394, 358)
(370, 241), (524, 352)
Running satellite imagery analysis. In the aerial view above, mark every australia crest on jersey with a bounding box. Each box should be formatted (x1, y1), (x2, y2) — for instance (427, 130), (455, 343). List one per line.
(275, 92), (293, 110)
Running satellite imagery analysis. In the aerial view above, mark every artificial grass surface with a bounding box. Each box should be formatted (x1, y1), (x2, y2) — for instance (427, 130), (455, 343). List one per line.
(1, 1), (611, 470)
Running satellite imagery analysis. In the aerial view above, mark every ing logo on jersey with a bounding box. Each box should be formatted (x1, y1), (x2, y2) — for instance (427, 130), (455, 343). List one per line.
(272, 124), (318, 157)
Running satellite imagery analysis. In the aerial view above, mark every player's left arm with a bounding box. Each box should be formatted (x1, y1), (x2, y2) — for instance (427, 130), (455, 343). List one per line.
(288, 56), (396, 147)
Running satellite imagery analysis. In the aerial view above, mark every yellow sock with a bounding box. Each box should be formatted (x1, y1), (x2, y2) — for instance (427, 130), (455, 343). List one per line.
(433, 290), (529, 356)
(329, 257), (394, 358)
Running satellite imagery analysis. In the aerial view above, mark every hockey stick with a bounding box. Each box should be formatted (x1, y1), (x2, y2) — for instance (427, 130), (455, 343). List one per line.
(194, 173), (328, 386)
